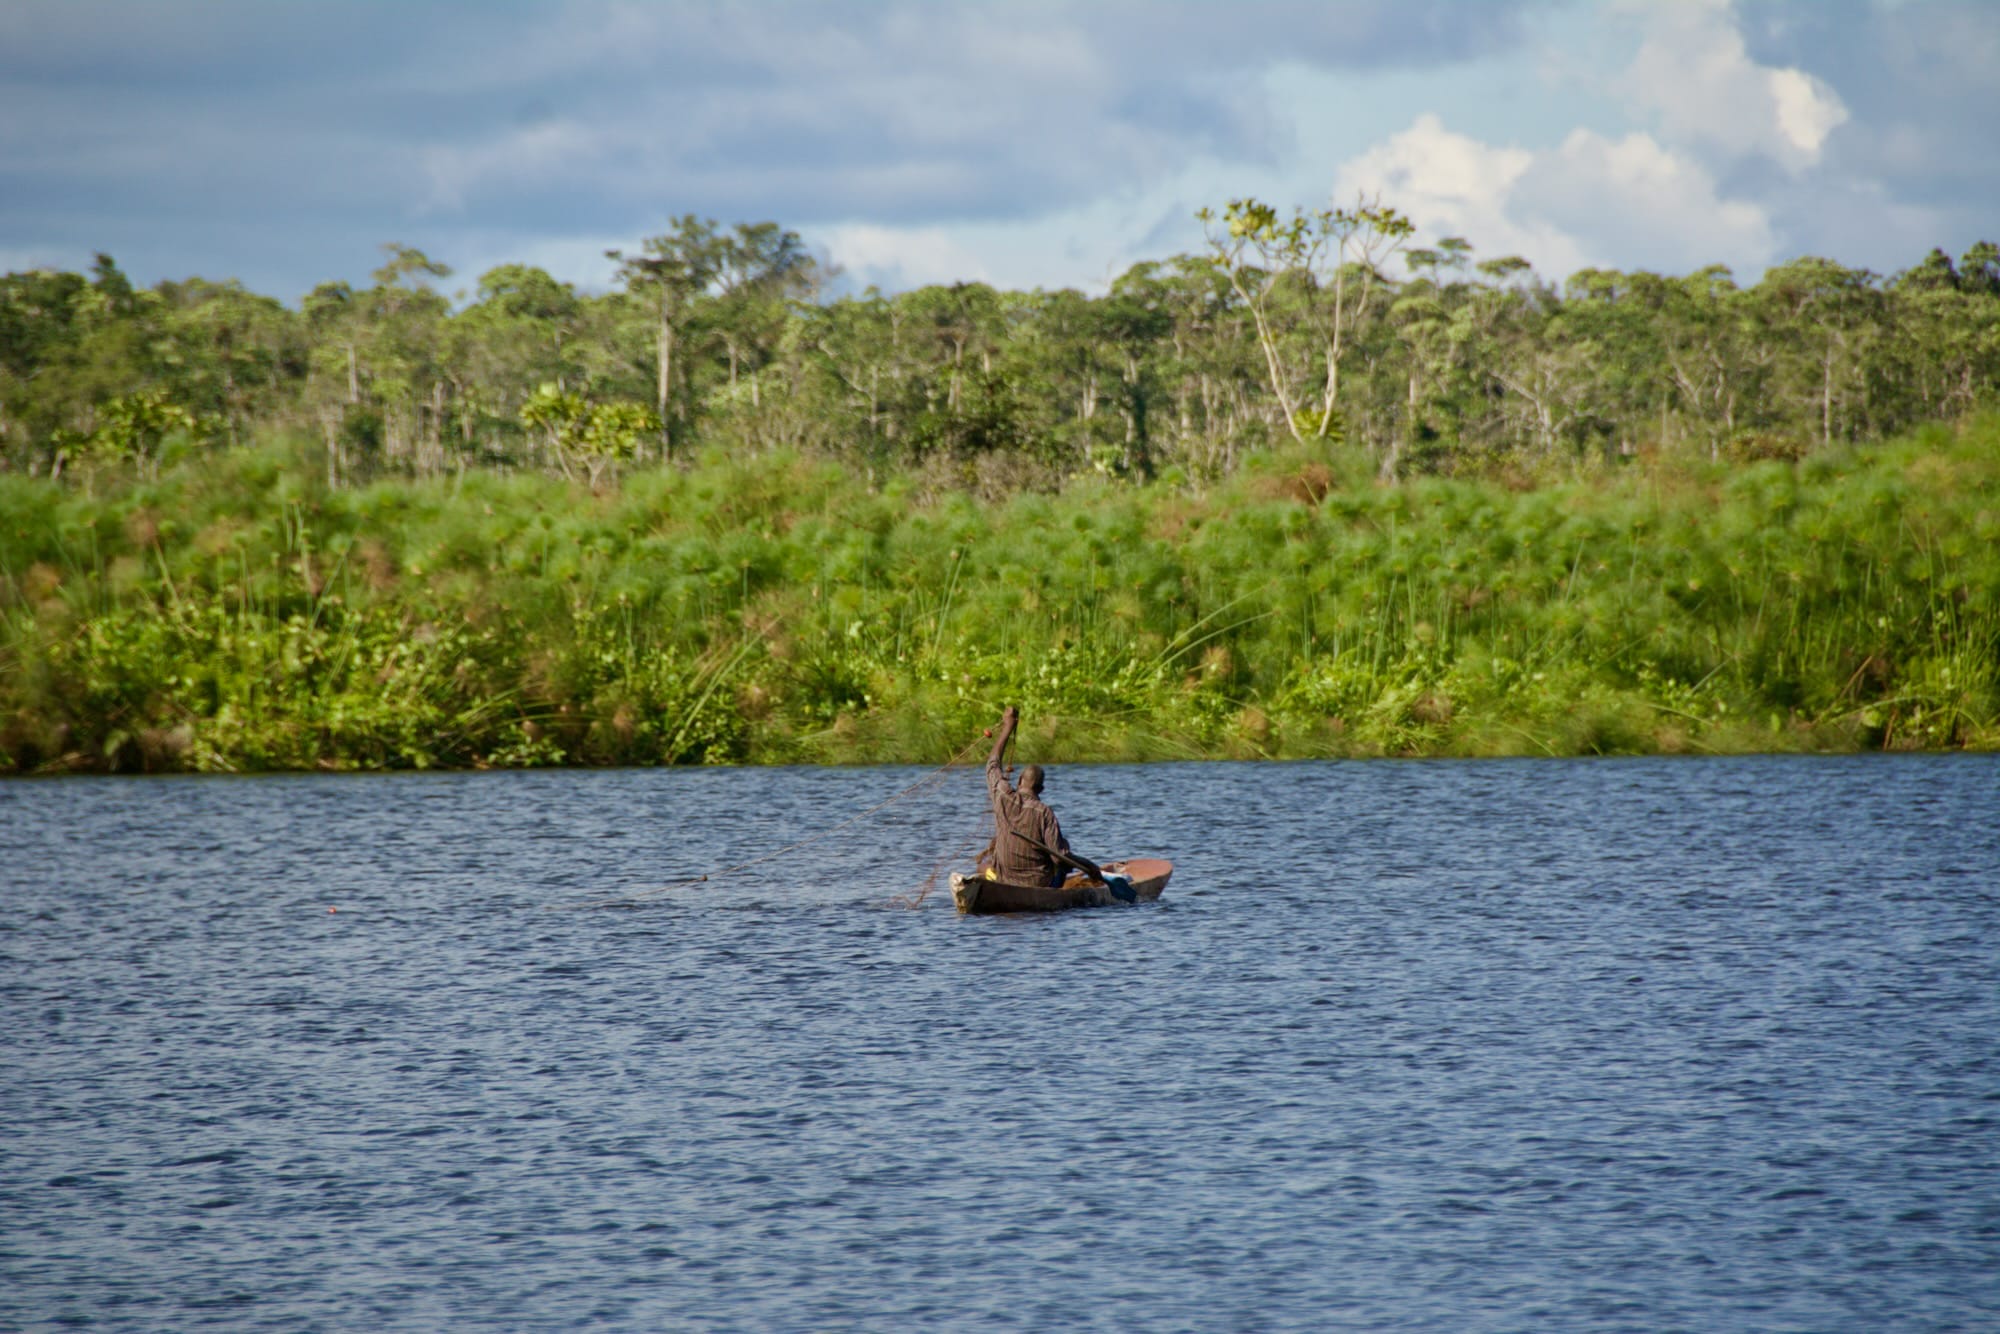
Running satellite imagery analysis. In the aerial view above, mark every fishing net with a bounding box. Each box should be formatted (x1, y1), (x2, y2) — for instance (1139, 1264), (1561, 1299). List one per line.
(555, 729), (993, 910)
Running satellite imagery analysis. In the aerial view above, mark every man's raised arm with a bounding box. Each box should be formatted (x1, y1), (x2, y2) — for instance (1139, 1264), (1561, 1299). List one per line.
(986, 705), (1018, 778)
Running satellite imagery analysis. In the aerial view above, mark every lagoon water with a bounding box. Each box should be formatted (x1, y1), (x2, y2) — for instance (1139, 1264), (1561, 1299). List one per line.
(3, 754), (1997, 1331)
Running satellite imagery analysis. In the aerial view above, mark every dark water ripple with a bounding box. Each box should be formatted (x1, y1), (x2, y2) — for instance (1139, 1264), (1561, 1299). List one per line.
(3, 755), (1997, 1331)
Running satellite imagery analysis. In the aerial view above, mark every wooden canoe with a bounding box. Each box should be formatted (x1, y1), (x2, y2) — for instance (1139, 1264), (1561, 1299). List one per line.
(950, 857), (1173, 915)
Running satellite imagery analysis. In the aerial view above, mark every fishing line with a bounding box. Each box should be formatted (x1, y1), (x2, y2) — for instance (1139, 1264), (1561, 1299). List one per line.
(894, 807), (995, 910)
(552, 729), (991, 910)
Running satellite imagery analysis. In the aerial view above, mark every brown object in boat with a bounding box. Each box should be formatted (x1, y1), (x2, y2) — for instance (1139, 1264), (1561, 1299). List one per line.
(949, 858), (1173, 915)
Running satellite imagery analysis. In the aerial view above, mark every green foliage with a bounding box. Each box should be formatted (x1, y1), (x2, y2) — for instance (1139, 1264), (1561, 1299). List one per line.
(3, 416), (1996, 771)
(90, 389), (201, 475)
(1199, 194), (1416, 453)
(3, 214), (1997, 770)
(8, 206), (1994, 492)
(519, 385), (662, 485)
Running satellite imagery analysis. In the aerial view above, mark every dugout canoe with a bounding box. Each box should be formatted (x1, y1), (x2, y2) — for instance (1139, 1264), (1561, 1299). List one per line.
(950, 858), (1173, 915)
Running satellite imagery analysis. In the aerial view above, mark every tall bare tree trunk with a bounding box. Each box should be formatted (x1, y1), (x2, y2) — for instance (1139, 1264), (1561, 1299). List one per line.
(656, 305), (674, 450)
(322, 412), (342, 489)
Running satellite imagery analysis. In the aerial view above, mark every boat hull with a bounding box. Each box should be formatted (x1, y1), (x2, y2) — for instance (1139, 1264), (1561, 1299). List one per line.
(950, 858), (1172, 915)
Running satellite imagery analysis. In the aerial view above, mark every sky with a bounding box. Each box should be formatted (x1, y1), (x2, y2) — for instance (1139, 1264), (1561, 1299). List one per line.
(2, 0), (1996, 303)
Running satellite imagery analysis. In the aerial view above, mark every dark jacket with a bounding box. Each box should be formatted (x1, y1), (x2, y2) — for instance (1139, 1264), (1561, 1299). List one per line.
(986, 755), (1070, 887)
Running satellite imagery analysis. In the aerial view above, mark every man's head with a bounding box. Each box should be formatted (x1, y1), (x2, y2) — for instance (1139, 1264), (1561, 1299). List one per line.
(1017, 763), (1045, 796)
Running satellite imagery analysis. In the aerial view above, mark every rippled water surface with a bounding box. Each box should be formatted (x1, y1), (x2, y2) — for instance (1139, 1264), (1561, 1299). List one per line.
(5, 755), (1998, 1331)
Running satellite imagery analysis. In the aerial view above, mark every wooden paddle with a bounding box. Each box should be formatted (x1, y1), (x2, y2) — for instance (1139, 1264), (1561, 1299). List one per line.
(1002, 826), (1135, 900)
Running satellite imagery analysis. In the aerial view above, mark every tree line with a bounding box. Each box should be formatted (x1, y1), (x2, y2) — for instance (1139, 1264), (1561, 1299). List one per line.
(4, 204), (1998, 490)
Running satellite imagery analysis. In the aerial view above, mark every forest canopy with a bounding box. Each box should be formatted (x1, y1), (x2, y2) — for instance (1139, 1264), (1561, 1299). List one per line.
(5, 205), (1998, 493)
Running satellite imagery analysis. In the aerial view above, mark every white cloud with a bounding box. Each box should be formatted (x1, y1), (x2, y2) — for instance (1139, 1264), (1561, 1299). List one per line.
(1338, 113), (1533, 206)
(0, 245), (84, 273)
(1729, 1), (1998, 267)
(420, 121), (605, 216)
(4, 0), (1984, 300)
(1334, 114), (1581, 274)
(822, 224), (995, 291)
(1766, 67), (1846, 162)
(1527, 128), (1774, 271)
(1318, 1), (1882, 283)
(1334, 112), (1775, 281)
(1619, 0), (1847, 171)
(446, 232), (629, 295)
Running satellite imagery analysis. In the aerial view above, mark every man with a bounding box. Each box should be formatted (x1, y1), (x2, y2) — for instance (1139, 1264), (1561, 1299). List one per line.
(984, 705), (1108, 889)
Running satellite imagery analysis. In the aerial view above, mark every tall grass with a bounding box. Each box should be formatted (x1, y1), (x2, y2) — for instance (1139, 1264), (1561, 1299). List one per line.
(3, 418), (1996, 772)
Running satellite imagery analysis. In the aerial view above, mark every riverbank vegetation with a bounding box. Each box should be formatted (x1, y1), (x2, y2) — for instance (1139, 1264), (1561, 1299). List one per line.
(4, 206), (1997, 771)
(4, 413), (1995, 772)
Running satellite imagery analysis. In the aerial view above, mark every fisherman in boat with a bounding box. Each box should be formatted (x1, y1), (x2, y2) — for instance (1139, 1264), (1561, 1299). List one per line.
(984, 705), (1106, 888)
